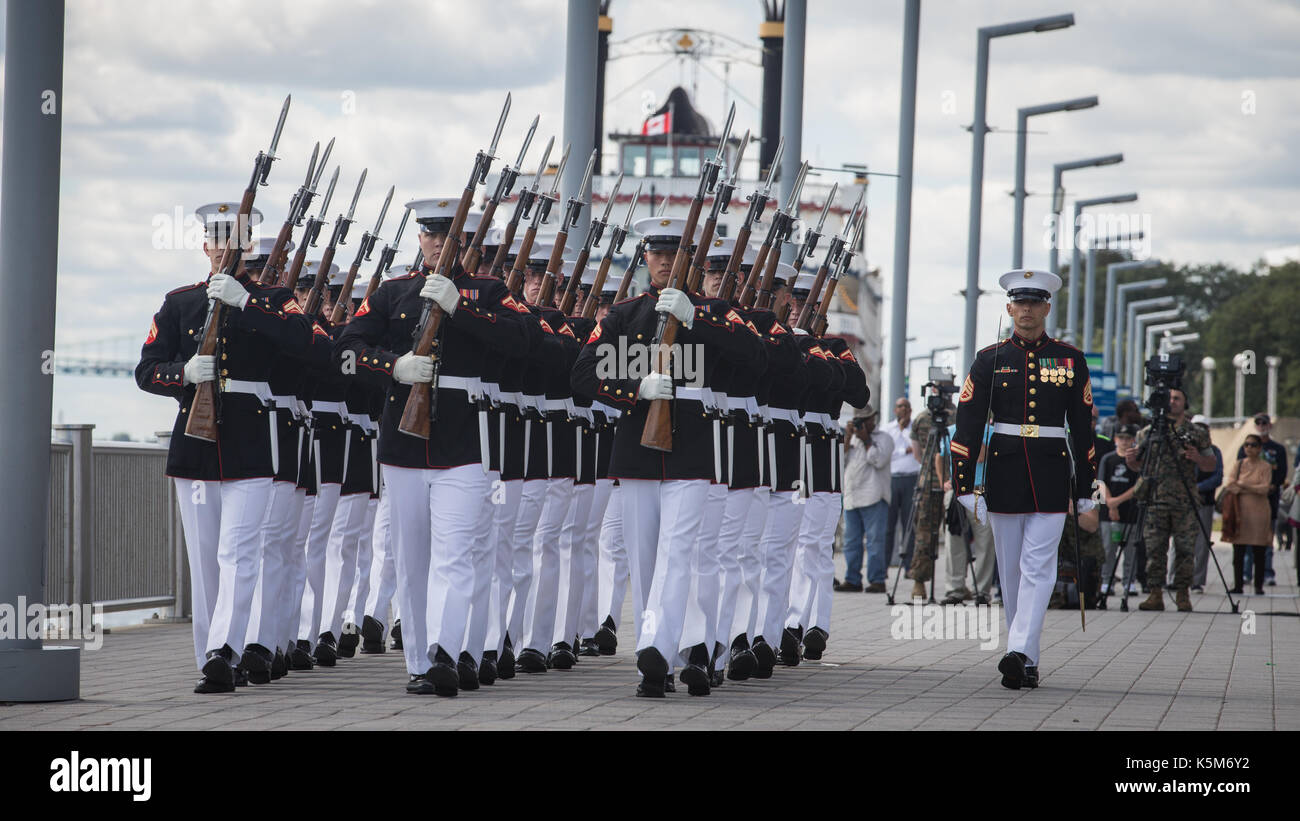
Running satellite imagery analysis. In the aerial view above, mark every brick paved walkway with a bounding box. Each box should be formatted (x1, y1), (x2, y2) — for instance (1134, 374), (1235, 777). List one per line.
(4, 545), (1296, 730)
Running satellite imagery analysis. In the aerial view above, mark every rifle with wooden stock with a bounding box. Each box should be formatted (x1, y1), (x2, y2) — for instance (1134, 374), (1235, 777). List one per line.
(772, 181), (838, 324)
(685, 128), (749, 294)
(560, 173), (622, 315)
(794, 188), (863, 329)
(718, 135), (783, 304)
(398, 94), (512, 439)
(278, 167), (338, 292)
(491, 136), (553, 280)
(185, 94), (290, 442)
(361, 204), (412, 304)
(538, 148), (598, 308)
(580, 181), (641, 319)
(505, 142), (569, 296)
(330, 184), (393, 324)
(639, 103), (735, 452)
(461, 114), (539, 275)
(303, 169), (367, 316)
(612, 193), (665, 304)
(807, 205), (866, 337)
(743, 160), (810, 310)
(259, 136), (333, 285)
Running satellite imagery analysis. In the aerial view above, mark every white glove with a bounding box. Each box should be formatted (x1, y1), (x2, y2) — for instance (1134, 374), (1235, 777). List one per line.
(957, 493), (987, 520)
(637, 371), (674, 401)
(207, 273), (249, 308)
(654, 287), (694, 329)
(183, 354), (216, 386)
(393, 351), (434, 384)
(419, 274), (459, 316)
(1075, 498), (1097, 514)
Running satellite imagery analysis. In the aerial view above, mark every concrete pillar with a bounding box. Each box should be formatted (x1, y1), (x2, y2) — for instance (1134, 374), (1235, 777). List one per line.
(563, 0), (599, 245)
(1266, 356), (1280, 421)
(52, 424), (95, 607)
(888, 0), (921, 408)
(1201, 357), (1215, 420)
(0, 0), (79, 702)
(778, 0), (806, 258)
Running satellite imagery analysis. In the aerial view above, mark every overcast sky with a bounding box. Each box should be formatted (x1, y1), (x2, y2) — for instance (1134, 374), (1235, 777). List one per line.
(1, 0), (1297, 437)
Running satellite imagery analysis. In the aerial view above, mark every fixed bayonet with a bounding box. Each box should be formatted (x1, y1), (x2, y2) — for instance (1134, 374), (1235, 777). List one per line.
(487, 92), (511, 160)
(315, 167), (339, 228)
(267, 94), (290, 161)
(345, 168), (367, 222)
(372, 185), (394, 241)
(302, 141), (319, 190)
(515, 114), (539, 168)
(784, 161), (810, 213)
(312, 137), (335, 190)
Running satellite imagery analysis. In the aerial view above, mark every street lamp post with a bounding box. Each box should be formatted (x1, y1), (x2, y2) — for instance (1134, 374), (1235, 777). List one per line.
(1103, 262), (1160, 371)
(1266, 355), (1281, 420)
(1114, 280), (1167, 379)
(1066, 192), (1137, 345)
(962, 12), (1075, 372)
(1047, 154), (1123, 339)
(1012, 96), (1099, 270)
(1144, 320), (1189, 374)
(1130, 308), (1180, 389)
(1201, 356), (1215, 419)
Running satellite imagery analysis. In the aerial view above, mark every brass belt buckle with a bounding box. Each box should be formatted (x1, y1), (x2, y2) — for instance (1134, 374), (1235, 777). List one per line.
(220, 377), (230, 393)
(1020, 424), (1039, 438)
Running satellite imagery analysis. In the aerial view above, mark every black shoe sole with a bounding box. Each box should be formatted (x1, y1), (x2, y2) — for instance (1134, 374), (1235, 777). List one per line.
(359, 641), (386, 654)
(594, 626), (618, 655)
(998, 653), (1026, 690)
(548, 650), (576, 670)
(406, 678), (435, 695)
(248, 670), (272, 685)
(428, 664), (459, 697)
(287, 650), (314, 671)
(458, 663), (481, 691)
(515, 650), (548, 674)
(479, 660), (498, 686)
(194, 676), (235, 694)
(578, 642), (601, 657)
(201, 655), (234, 687)
(680, 664), (711, 696)
(636, 647), (669, 696)
(727, 650), (757, 681)
(802, 629), (827, 659)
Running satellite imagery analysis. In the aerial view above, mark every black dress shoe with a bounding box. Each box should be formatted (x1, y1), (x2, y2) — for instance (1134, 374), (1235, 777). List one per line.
(680, 664), (711, 696)
(548, 642), (576, 670)
(195, 646), (235, 694)
(779, 627), (802, 667)
(406, 674), (434, 695)
(243, 643), (274, 684)
(338, 623), (360, 658)
(802, 627), (828, 661)
(270, 648), (287, 680)
(428, 648), (459, 697)
(1023, 666), (1039, 689)
(499, 642), (517, 680)
(709, 669), (724, 688)
(313, 633), (338, 667)
(832, 580), (863, 592)
(515, 648), (548, 674)
(998, 651), (1027, 690)
(727, 648), (757, 681)
(752, 637), (776, 679)
(479, 653), (498, 686)
(233, 665), (249, 687)
(594, 616), (618, 655)
(360, 615), (386, 654)
(578, 638), (600, 657)
(389, 619), (403, 651)
(289, 640), (314, 671)
(635, 647), (668, 698)
(457, 652), (481, 691)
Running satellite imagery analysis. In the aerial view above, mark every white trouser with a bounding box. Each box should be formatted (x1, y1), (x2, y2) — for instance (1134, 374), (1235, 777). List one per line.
(596, 483), (628, 629)
(756, 487), (805, 645)
(555, 481), (598, 646)
(522, 478), (575, 652)
(577, 478), (615, 639)
(383, 463), (492, 674)
(343, 496), (379, 627)
(463, 471), (504, 664)
(989, 511), (1066, 666)
(363, 489), (397, 627)
(682, 482), (730, 658)
(504, 479), (548, 653)
(485, 478), (524, 655)
(714, 486), (760, 667)
(297, 483), (341, 646)
(173, 477), (271, 670)
(320, 492), (371, 640)
(807, 492), (842, 631)
(731, 486), (770, 647)
(787, 492), (835, 631)
(621, 478), (710, 671)
(246, 481), (303, 651)
(284, 494), (314, 650)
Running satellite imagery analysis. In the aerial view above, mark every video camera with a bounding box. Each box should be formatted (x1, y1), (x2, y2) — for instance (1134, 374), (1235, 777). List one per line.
(1142, 353), (1186, 415)
(923, 366), (959, 424)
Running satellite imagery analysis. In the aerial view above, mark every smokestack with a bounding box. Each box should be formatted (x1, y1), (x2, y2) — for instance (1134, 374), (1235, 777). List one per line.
(595, 1), (612, 174)
(759, 1), (784, 178)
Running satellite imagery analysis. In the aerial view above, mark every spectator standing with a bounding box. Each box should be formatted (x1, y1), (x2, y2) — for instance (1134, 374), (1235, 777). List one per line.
(1223, 433), (1273, 595)
(882, 397), (922, 573)
(837, 408), (893, 593)
(1237, 413), (1286, 586)
(1190, 416), (1222, 592)
(1099, 425), (1141, 595)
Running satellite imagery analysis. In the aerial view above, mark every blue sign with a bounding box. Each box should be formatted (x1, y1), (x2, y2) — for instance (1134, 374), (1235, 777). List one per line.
(1093, 369), (1118, 417)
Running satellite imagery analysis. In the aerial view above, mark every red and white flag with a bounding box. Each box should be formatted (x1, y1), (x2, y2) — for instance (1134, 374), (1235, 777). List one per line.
(641, 111), (672, 136)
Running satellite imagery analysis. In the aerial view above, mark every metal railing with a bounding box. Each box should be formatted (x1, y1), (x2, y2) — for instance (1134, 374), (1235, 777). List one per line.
(45, 425), (188, 617)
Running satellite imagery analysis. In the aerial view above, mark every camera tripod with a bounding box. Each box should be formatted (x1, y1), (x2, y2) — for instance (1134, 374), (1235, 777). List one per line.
(1102, 407), (1237, 614)
(885, 406), (987, 607)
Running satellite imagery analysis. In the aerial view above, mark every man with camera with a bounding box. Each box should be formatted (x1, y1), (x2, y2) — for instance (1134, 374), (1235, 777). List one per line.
(838, 408), (893, 593)
(908, 383), (958, 600)
(1125, 384), (1217, 612)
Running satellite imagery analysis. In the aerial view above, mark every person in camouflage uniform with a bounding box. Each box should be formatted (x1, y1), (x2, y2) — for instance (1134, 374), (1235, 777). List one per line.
(1052, 508), (1104, 609)
(1126, 387), (1217, 612)
(908, 396), (957, 598)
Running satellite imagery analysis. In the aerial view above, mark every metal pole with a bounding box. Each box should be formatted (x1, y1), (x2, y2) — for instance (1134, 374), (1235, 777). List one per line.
(1114, 282), (1168, 382)
(563, 0), (600, 245)
(962, 32), (990, 373)
(1012, 96), (1098, 270)
(1201, 357), (1215, 419)
(0, 0), (79, 702)
(1130, 307), (1179, 389)
(1068, 200), (1084, 343)
(889, 0), (921, 408)
(1266, 356), (1280, 420)
(1083, 244), (1097, 353)
(1233, 354), (1246, 421)
(778, 0), (806, 264)
(1104, 264), (1160, 372)
(1046, 152), (1124, 337)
